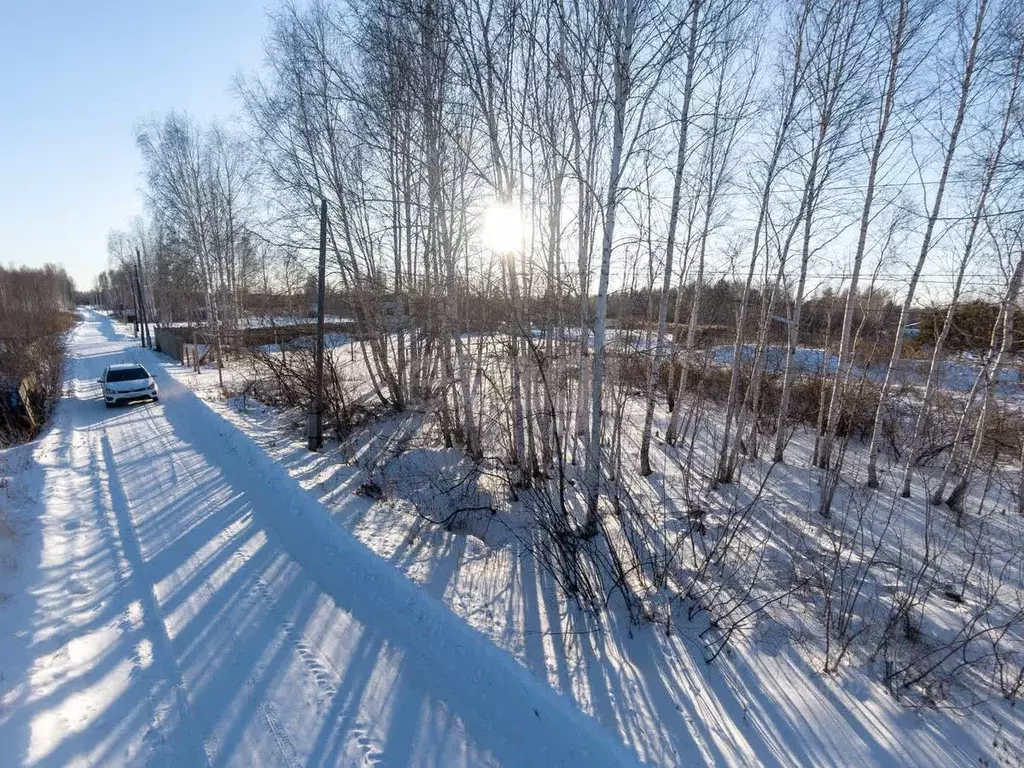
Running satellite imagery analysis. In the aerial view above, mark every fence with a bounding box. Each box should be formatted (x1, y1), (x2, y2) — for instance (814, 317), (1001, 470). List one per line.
(155, 328), (184, 362)
(154, 321), (360, 368)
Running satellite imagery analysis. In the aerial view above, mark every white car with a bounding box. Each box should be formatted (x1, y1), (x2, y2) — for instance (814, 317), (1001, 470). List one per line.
(99, 363), (159, 407)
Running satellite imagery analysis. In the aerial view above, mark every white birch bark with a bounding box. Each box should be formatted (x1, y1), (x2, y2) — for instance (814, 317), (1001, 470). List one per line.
(818, 0), (912, 469)
(639, 0), (701, 477)
(865, 0), (989, 488)
(584, 0), (638, 529)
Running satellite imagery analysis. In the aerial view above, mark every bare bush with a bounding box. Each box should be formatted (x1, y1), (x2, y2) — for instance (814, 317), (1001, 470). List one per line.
(0, 265), (76, 445)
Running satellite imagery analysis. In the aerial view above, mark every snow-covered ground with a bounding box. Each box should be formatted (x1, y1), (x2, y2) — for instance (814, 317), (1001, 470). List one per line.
(257, 332), (352, 355)
(137, 322), (1024, 763)
(2, 310), (1021, 766)
(708, 343), (1023, 394)
(0, 310), (634, 767)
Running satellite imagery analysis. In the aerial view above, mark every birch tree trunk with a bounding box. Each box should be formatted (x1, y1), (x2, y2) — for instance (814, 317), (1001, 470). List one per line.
(639, 0), (701, 477)
(819, 0), (912, 469)
(936, 31), (1024, 510)
(770, 0), (868, 466)
(716, 0), (812, 484)
(942, 246), (1024, 513)
(665, 45), (751, 445)
(584, 0), (637, 531)
(865, 0), (989, 488)
(899, 255), (972, 497)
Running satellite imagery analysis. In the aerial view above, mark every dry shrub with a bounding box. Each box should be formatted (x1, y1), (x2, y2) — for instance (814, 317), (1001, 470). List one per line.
(978, 400), (1023, 457)
(776, 374), (879, 441)
(653, 358), (888, 441)
(0, 311), (76, 446)
(658, 358), (732, 402)
(614, 350), (650, 394)
(241, 345), (371, 441)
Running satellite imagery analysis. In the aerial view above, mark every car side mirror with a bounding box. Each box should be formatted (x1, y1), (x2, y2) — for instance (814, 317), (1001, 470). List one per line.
(97, 379), (104, 385)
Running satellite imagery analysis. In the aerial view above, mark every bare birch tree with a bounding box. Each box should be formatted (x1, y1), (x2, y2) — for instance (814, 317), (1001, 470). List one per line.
(716, 0), (817, 484)
(865, 0), (992, 488)
(817, 0), (931, 470)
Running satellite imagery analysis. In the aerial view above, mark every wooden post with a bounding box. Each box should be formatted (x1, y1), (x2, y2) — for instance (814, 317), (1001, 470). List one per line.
(131, 271), (139, 338)
(308, 198), (328, 451)
(134, 265), (147, 347)
(135, 249), (153, 349)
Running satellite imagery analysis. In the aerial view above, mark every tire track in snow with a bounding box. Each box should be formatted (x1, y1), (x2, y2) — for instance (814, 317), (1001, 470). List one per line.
(127, 404), (304, 768)
(166, 405), (386, 764)
(97, 431), (211, 767)
(237, 549), (385, 765)
(189, 483), (384, 763)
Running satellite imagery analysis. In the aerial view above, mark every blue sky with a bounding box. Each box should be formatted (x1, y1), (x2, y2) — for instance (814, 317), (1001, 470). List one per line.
(0, 0), (270, 289)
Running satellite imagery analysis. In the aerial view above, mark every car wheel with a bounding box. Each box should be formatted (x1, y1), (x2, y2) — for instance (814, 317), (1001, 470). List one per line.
(152, 396), (159, 402)
(105, 402), (113, 409)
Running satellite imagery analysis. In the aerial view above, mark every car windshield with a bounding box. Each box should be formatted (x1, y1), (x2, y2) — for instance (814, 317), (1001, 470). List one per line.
(106, 367), (149, 383)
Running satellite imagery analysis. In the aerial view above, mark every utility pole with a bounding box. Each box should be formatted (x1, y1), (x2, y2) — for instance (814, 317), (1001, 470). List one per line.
(131, 269), (140, 338)
(135, 249), (152, 349)
(308, 198), (328, 451)
(133, 265), (147, 347)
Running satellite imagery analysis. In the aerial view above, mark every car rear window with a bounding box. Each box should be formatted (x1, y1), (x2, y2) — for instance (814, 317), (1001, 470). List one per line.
(106, 367), (149, 382)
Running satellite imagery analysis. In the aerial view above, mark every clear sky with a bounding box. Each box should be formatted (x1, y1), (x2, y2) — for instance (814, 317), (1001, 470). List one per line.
(0, 0), (270, 290)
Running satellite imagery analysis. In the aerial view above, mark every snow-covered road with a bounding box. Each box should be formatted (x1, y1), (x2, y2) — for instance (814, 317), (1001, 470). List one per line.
(0, 311), (637, 767)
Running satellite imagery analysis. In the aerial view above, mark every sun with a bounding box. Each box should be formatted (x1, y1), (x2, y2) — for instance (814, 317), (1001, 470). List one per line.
(481, 203), (523, 253)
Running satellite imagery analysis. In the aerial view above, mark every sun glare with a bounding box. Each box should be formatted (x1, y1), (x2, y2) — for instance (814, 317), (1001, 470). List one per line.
(481, 203), (523, 253)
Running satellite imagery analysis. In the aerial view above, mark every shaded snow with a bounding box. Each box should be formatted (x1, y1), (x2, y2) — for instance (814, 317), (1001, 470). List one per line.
(0, 311), (635, 767)
(155, 326), (1024, 766)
